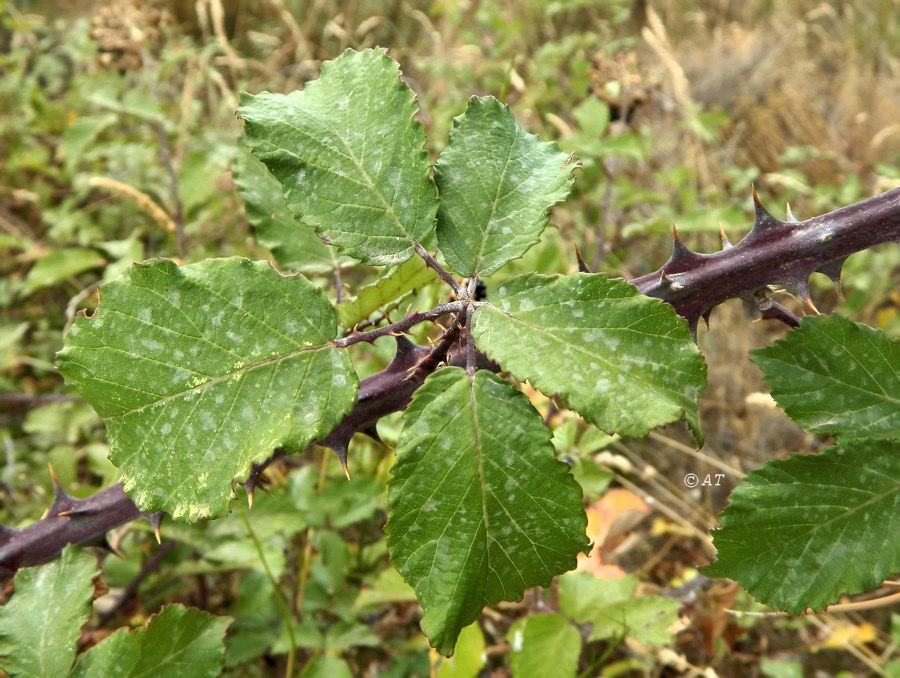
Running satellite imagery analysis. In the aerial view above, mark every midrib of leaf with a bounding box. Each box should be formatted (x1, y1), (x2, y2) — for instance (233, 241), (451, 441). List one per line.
(483, 302), (689, 396)
(102, 342), (328, 419)
(472, 130), (518, 274)
(284, 102), (421, 250)
(468, 374), (492, 596)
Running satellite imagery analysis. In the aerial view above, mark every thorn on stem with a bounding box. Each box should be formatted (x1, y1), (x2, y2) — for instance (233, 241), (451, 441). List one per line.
(785, 202), (799, 223)
(575, 246), (591, 273)
(148, 513), (163, 544)
(719, 225), (733, 250)
(751, 185), (783, 232)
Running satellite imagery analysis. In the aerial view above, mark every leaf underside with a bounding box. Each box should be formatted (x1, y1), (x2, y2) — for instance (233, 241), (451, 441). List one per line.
(386, 368), (588, 655)
(751, 314), (900, 440)
(239, 48), (438, 267)
(472, 273), (706, 444)
(704, 441), (900, 612)
(435, 97), (574, 277)
(56, 257), (358, 521)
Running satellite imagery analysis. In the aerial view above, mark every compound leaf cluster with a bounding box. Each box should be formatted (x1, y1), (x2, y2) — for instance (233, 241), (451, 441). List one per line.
(65, 46), (900, 656)
(705, 315), (900, 612)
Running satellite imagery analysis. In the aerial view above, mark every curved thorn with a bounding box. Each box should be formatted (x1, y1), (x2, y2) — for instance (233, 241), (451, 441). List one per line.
(785, 202), (799, 223)
(669, 225), (702, 265)
(148, 513), (163, 544)
(751, 186), (782, 232)
(574, 245), (591, 273)
(817, 258), (847, 299)
(719, 224), (733, 250)
(687, 315), (700, 342)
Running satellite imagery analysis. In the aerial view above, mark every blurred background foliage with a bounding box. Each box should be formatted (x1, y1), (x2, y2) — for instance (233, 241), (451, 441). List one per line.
(1, 0), (898, 675)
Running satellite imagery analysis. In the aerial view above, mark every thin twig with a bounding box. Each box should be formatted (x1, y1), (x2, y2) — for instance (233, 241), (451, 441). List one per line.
(413, 242), (460, 294)
(152, 121), (186, 260)
(333, 301), (464, 348)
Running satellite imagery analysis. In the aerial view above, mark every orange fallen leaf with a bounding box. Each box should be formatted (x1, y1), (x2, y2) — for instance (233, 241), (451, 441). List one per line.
(576, 489), (650, 579)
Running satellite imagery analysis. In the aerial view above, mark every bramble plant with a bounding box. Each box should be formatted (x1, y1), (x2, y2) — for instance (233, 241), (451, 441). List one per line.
(1, 47), (898, 670)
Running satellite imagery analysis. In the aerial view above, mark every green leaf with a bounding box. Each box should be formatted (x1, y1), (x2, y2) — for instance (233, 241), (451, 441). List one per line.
(589, 596), (679, 646)
(435, 97), (575, 277)
(58, 113), (117, 168)
(509, 614), (580, 678)
(436, 623), (485, 678)
(558, 574), (678, 647)
(240, 48), (437, 266)
(299, 655), (353, 678)
(21, 248), (105, 296)
(233, 148), (336, 274)
(386, 367), (588, 655)
(353, 567), (418, 610)
(472, 273), (705, 444)
(558, 571), (636, 624)
(703, 441), (900, 612)
(0, 546), (97, 678)
(337, 255), (439, 329)
(71, 604), (231, 678)
(56, 257), (358, 521)
(751, 315), (900, 440)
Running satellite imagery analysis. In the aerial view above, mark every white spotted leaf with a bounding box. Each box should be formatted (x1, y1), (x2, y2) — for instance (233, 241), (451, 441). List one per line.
(434, 97), (575, 277)
(239, 48), (437, 266)
(56, 258), (358, 521)
(0, 545), (98, 677)
(471, 273), (706, 444)
(386, 368), (588, 656)
(751, 314), (900, 440)
(704, 441), (900, 612)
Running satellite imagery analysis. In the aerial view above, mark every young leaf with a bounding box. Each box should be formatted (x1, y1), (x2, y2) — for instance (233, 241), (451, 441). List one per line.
(508, 614), (581, 678)
(337, 256), (439, 329)
(472, 273), (706, 444)
(21, 248), (106, 297)
(386, 368), (588, 655)
(56, 258), (358, 521)
(71, 604), (231, 678)
(435, 97), (575, 277)
(232, 148), (337, 274)
(435, 622), (486, 678)
(588, 596), (679, 646)
(240, 48), (438, 266)
(751, 314), (900, 440)
(0, 545), (97, 678)
(558, 572), (638, 624)
(703, 440), (900, 613)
